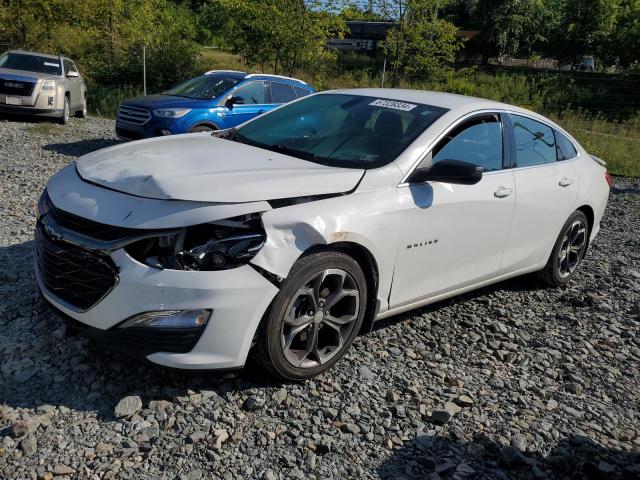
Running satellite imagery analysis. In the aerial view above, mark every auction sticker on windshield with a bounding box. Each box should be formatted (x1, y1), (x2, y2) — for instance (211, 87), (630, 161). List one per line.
(369, 99), (417, 111)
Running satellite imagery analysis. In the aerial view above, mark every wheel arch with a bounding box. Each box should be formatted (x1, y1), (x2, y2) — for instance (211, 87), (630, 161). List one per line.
(188, 120), (219, 132)
(576, 204), (594, 252)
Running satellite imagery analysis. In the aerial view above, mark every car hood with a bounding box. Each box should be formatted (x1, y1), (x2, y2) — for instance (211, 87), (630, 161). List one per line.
(123, 94), (213, 110)
(76, 134), (364, 203)
(0, 68), (59, 82)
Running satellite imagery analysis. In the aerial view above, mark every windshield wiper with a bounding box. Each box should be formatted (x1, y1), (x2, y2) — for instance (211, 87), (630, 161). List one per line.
(269, 144), (318, 161)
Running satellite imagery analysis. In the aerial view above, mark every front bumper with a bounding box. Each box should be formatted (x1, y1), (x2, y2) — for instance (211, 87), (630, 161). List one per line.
(0, 104), (63, 118)
(36, 245), (279, 370)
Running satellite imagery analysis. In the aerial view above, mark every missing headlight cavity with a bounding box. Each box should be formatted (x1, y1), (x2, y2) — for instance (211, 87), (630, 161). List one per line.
(125, 213), (266, 271)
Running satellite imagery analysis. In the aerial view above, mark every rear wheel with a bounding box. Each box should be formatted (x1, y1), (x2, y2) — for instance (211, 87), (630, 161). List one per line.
(190, 125), (215, 133)
(76, 95), (87, 118)
(254, 251), (367, 380)
(59, 97), (70, 125)
(538, 210), (589, 286)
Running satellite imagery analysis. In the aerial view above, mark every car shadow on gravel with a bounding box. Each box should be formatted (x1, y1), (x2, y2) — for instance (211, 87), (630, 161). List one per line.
(43, 138), (123, 157)
(371, 274), (549, 334)
(378, 433), (640, 479)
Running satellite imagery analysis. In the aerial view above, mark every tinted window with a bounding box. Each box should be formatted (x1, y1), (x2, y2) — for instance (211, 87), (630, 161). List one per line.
(510, 114), (556, 167)
(0, 52), (62, 75)
(163, 74), (239, 100)
(63, 60), (78, 75)
(270, 82), (296, 103)
(555, 131), (578, 160)
(235, 94), (448, 169)
(233, 81), (266, 104)
(432, 114), (503, 172)
(294, 85), (312, 98)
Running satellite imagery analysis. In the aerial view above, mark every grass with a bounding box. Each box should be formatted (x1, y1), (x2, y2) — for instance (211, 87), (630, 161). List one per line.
(26, 123), (64, 135)
(88, 49), (640, 177)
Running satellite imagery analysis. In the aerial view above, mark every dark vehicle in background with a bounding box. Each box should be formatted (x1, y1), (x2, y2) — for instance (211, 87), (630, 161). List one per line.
(0, 50), (87, 124)
(115, 71), (315, 140)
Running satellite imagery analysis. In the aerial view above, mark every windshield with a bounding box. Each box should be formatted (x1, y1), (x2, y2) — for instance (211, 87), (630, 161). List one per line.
(234, 94), (448, 169)
(163, 74), (239, 100)
(0, 53), (62, 75)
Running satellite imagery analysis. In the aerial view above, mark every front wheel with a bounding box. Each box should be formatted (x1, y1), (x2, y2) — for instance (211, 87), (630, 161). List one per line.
(59, 97), (70, 125)
(253, 251), (367, 380)
(538, 210), (589, 286)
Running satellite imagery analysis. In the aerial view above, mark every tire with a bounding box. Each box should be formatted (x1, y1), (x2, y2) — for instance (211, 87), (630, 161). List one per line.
(538, 210), (589, 287)
(59, 96), (70, 125)
(189, 125), (215, 133)
(253, 251), (367, 380)
(76, 96), (87, 118)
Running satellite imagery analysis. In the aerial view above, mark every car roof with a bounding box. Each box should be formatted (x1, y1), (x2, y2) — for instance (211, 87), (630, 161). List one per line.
(333, 88), (511, 111)
(204, 70), (309, 86)
(6, 50), (72, 61)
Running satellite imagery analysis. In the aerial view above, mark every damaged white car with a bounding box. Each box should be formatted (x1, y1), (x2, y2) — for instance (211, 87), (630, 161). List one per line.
(35, 89), (611, 380)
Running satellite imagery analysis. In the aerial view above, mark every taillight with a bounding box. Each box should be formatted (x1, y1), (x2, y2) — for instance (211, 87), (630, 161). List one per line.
(605, 171), (613, 188)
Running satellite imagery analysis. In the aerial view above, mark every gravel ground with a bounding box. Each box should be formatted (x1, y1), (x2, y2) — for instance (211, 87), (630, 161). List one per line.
(0, 116), (639, 480)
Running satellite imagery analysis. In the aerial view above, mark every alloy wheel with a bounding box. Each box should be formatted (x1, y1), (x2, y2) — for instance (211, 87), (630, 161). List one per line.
(557, 220), (587, 278)
(280, 268), (360, 369)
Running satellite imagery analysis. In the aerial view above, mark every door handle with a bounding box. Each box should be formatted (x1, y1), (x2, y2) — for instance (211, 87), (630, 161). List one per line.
(494, 186), (514, 198)
(257, 109), (265, 114)
(559, 177), (574, 187)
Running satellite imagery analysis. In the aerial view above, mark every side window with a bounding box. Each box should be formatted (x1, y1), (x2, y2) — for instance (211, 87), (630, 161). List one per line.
(432, 114), (503, 172)
(63, 60), (72, 74)
(555, 130), (578, 160)
(233, 81), (266, 105)
(510, 114), (556, 167)
(294, 85), (312, 99)
(270, 82), (296, 104)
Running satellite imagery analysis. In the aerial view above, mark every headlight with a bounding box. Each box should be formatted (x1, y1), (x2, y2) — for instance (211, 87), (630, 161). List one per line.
(118, 309), (211, 329)
(154, 108), (191, 118)
(41, 80), (56, 91)
(125, 213), (266, 271)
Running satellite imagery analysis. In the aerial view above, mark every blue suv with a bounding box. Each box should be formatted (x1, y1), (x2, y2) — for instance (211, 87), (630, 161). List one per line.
(115, 71), (315, 140)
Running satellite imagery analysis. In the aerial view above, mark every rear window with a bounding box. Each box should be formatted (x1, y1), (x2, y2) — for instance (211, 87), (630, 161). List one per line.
(555, 131), (578, 160)
(294, 85), (312, 98)
(0, 53), (62, 75)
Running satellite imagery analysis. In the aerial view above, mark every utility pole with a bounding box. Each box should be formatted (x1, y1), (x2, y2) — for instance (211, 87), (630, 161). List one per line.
(143, 44), (147, 96)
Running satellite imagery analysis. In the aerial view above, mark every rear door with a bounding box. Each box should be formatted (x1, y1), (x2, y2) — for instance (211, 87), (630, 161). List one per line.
(500, 113), (579, 272)
(267, 81), (297, 109)
(391, 112), (517, 307)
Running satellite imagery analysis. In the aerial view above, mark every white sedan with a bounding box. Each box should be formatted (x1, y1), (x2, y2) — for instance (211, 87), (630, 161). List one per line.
(35, 89), (610, 380)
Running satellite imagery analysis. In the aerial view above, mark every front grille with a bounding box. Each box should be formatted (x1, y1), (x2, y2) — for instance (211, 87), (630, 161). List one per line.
(61, 314), (204, 356)
(35, 225), (118, 311)
(116, 127), (144, 140)
(117, 105), (151, 125)
(0, 77), (35, 96)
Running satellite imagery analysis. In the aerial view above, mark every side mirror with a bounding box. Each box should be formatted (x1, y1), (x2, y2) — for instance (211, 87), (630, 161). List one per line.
(409, 159), (483, 185)
(225, 95), (244, 109)
(66, 70), (79, 78)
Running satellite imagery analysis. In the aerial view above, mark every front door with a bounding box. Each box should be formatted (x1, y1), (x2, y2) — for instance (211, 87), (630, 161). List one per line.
(221, 80), (269, 127)
(391, 113), (516, 308)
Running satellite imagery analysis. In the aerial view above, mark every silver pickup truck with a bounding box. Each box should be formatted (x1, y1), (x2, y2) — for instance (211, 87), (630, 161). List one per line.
(0, 50), (87, 124)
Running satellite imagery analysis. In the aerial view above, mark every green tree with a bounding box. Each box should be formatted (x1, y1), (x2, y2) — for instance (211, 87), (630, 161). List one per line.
(383, 0), (462, 85)
(474, 0), (549, 62)
(551, 0), (621, 65)
(208, 0), (345, 76)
